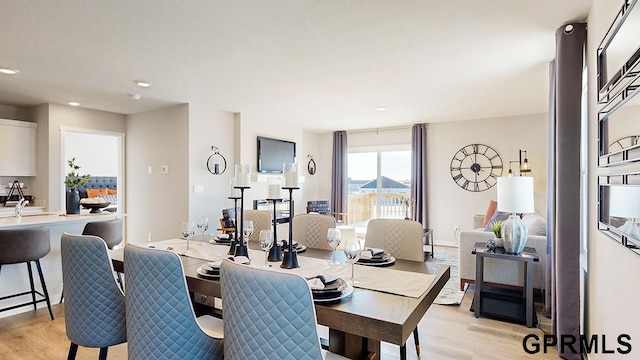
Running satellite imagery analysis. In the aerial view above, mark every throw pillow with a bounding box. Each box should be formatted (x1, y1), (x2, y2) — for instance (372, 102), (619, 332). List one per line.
(484, 210), (512, 231)
(86, 188), (108, 198)
(522, 213), (547, 236)
(482, 200), (498, 228)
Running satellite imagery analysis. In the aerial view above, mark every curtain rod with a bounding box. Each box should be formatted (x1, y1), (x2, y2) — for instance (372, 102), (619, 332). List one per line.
(346, 125), (414, 135)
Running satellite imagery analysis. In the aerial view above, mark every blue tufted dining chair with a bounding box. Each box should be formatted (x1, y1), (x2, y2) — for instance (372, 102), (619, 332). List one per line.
(124, 245), (224, 360)
(220, 260), (349, 360)
(60, 233), (126, 360)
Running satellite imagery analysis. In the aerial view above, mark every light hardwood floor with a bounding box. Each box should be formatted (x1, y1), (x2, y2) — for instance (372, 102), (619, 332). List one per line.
(0, 288), (559, 360)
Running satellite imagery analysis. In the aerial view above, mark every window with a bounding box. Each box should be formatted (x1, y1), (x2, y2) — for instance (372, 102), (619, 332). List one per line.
(347, 146), (411, 225)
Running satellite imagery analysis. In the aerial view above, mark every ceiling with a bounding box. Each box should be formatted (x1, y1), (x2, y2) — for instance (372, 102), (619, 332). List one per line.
(0, 0), (592, 132)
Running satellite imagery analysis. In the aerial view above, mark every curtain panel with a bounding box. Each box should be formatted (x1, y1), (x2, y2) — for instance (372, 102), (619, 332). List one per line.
(331, 131), (348, 217)
(548, 23), (586, 360)
(411, 124), (428, 228)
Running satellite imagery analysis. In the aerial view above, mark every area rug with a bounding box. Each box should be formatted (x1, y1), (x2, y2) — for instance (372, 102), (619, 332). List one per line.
(427, 245), (468, 305)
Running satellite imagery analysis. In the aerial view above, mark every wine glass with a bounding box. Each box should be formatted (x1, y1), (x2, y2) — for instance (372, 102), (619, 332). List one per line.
(196, 217), (209, 246)
(242, 220), (254, 245)
(181, 221), (195, 253)
(343, 238), (364, 285)
(258, 229), (274, 268)
(327, 228), (342, 266)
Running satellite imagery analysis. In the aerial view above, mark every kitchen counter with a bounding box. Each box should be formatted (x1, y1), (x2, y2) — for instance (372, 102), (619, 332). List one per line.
(0, 211), (126, 318)
(0, 211), (121, 229)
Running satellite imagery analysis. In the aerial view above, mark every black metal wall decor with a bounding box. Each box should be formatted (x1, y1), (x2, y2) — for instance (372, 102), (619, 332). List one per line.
(597, 0), (640, 257)
(207, 146), (227, 175)
(307, 155), (316, 175)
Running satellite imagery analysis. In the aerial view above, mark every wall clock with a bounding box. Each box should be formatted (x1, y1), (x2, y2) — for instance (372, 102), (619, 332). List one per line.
(450, 144), (503, 192)
(609, 135), (640, 152)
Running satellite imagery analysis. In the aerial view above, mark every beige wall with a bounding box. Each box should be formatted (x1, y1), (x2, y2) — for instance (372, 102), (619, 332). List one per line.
(587, 0), (640, 355)
(126, 104), (189, 244)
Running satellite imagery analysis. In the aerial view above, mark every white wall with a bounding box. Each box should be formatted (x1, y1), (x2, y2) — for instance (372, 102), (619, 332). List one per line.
(64, 132), (119, 176)
(428, 114), (548, 245)
(587, 0), (640, 355)
(126, 104), (189, 245)
(187, 103), (236, 223)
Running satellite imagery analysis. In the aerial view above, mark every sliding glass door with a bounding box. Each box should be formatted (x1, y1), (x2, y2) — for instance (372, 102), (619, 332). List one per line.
(347, 146), (411, 226)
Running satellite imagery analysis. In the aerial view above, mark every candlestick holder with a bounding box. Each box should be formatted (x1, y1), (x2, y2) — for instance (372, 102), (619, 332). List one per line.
(227, 196), (241, 255)
(281, 187), (300, 269)
(234, 186), (251, 258)
(266, 198), (283, 262)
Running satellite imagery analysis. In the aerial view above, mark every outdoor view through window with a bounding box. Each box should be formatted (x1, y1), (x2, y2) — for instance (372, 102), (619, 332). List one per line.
(347, 149), (412, 229)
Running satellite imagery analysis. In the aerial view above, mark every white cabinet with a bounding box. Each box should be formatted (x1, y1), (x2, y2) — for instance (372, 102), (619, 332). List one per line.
(0, 119), (37, 176)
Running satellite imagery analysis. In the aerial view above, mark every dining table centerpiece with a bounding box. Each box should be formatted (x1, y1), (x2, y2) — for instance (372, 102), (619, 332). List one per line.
(64, 158), (90, 214)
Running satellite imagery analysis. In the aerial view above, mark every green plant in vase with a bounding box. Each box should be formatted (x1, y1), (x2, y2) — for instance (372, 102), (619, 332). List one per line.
(65, 158), (90, 214)
(489, 220), (503, 239)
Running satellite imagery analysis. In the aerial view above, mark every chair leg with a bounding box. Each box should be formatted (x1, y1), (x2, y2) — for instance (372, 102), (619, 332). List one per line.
(400, 344), (407, 360)
(60, 291), (64, 304)
(99, 347), (108, 360)
(26, 262), (37, 309)
(116, 272), (124, 291)
(34, 260), (54, 320)
(413, 327), (420, 355)
(67, 343), (78, 360)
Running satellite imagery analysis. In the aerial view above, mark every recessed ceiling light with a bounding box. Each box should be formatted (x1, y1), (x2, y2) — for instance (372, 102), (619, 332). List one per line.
(376, 106), (387, 111)
(135, 80), (152, 88)
(128, 93), (142, 100)
(0, 68), (20, 75)
(68, 102), (81, 107)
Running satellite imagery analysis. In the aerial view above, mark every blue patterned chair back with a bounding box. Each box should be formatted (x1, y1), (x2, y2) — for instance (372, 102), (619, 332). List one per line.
(82, 218), (123, 249)
(220, 260), (323, 360)
(60, 233), (126, 348)
(124, 245), (223, 360)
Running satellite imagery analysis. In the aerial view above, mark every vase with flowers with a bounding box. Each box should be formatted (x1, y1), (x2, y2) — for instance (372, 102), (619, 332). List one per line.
(64, 158), (90, 214)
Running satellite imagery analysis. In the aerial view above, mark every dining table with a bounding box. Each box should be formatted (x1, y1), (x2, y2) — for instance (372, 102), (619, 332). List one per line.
(110, 238), (450, 359)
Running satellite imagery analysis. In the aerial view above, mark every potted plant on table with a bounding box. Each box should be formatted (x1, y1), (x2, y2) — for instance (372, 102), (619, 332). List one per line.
(64, 158), (90, 214)
(487, 219), (503, 251)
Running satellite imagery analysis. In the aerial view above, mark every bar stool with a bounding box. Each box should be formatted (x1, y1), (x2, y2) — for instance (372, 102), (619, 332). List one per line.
(0, 226), (54, 320)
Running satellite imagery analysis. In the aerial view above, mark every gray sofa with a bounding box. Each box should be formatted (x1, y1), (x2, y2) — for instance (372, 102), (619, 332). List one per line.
(458, 213), (547, 291)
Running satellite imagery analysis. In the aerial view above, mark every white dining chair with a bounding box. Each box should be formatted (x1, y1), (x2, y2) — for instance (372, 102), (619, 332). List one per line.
(124, 245), (224, 360)
(243, 209), (272, 242)
(292, 213), (336, 250)
(365, 218), (424, 359)
(220, 260), (351, 360)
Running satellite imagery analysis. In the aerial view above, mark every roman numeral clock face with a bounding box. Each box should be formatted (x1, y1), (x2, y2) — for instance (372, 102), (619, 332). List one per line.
(450, 144), (503, 192)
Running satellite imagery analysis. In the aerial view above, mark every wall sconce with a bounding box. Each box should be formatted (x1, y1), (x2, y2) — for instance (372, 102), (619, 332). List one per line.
(507, 150), (531, 176)
(519, 150), (531, 175)
(207, 146), (227, 175)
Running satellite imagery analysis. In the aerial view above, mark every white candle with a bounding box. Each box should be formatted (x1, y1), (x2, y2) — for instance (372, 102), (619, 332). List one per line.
(234, 164), (251, 187)
(268, 183), (282, 199)
(229, 179), (240, 197)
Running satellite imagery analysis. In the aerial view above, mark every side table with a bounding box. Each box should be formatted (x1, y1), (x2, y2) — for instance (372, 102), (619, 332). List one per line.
(472, 242), (540, 328)
(423, 228), (434, 260)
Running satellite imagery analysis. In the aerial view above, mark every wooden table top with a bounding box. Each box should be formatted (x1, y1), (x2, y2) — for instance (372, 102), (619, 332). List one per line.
(110, 243), (450, 347)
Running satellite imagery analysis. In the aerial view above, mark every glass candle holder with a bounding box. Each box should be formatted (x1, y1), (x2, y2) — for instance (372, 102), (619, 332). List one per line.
(283, 163), (299, 188)
(234, 164), (251, 187)
(268, 177), (282, 199)
(229, 178), (240, 197)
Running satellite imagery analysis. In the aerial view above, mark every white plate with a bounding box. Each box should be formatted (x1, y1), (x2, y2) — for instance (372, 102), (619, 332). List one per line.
(357, 255), (396, 267)
(314, 283), (354, 303)
(282, 244), (307, 253)
(196, 266), (220, 279)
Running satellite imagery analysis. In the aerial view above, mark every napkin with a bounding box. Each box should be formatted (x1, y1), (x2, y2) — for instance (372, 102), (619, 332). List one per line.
(359, 247), (385, 260)
(306, 274), (339, 290)
(228, 256), (250, 265)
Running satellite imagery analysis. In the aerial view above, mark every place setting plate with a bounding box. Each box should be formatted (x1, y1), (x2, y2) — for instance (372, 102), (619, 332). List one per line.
(280, 241), (307, 253)
(308, 277), (354, 303)
(197, 256), (250, 278)
(357, 250), (396, 267)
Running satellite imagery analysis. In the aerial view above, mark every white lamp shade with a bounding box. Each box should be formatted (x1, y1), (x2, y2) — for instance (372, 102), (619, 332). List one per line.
(609, 185), (640, 218)
(497, 177), (534, 213)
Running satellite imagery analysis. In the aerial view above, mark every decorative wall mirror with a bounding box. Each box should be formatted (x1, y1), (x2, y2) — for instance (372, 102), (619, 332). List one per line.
(598, 93), (640, 166)
(598, 174), (640, 256)
(597, 0), (640, 103)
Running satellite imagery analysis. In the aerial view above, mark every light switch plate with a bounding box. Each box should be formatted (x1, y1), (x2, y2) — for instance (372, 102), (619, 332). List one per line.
(161, 165), (169, 174)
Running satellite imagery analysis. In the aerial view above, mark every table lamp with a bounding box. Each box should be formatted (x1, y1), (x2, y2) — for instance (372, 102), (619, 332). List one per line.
(497, 177), (535, 254)
(609, 185), (640, 239)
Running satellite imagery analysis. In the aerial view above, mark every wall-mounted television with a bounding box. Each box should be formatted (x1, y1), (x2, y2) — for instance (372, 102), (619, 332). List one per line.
(257, 136), (296, 173)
